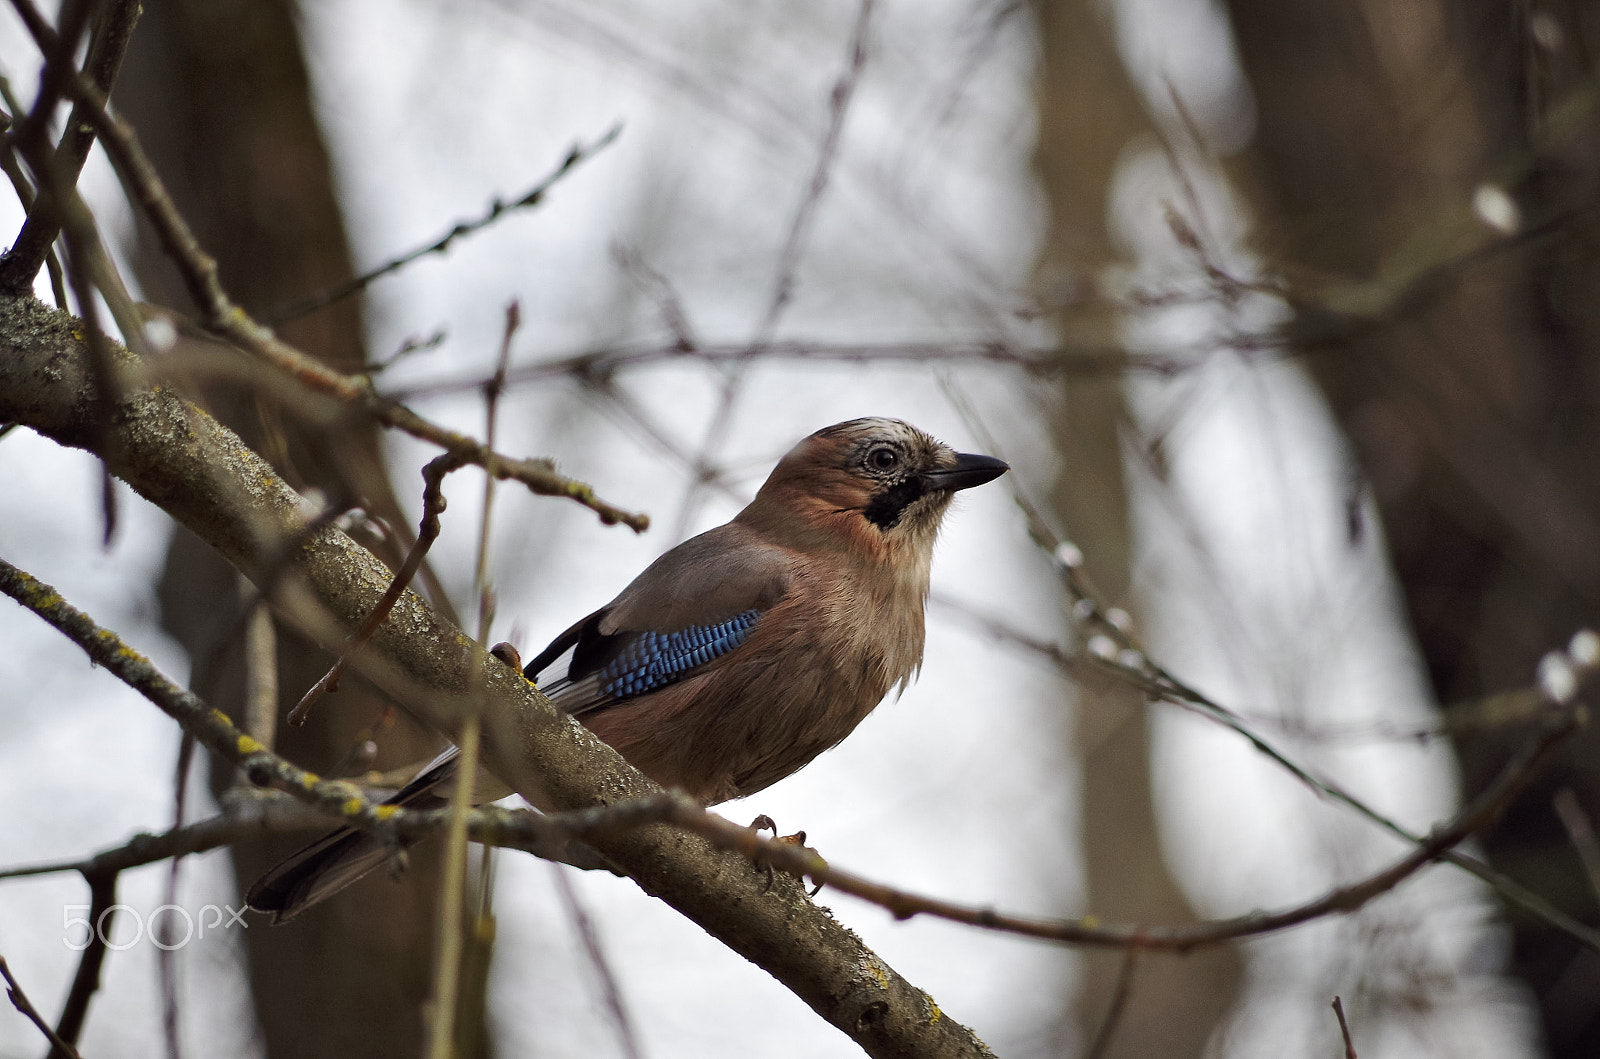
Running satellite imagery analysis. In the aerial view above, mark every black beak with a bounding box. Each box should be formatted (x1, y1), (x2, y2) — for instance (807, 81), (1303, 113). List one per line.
(923, 452), (1009, 492)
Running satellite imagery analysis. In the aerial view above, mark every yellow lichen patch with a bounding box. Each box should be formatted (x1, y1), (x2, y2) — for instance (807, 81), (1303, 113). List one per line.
(924, 993), (942, 1024)
(342, 797), (365, 817)
(1079, 915), (1099, 929)
(236, 734), (265, 756)
(374, 804), (398, 821)
(859, 954), (891, 991)
(299, 772), (320, 789)
(209, 708), (234, 728)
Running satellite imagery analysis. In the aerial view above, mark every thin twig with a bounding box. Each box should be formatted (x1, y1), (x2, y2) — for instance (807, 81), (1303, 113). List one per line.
(614, 246), (697, 351)
(0, 556), (606, 868)
(758, 0), (873, 340)
(430, 304), (520, 1057)
(0, 796), (341, 881)
(1, 554), (1585, 955)
(396, 339), (1176, 402)
(474, 302), (519, 640)
(264, 126), (622, 327)
(51, 867), (115, 1058)
(160, 730), (195, 1059)
(0, 955), (82, 1059)
(1083, 947), (1140, 1059)
(0, 72), (67, 306)
(426, 714), (480, 1059)
(654, 707), (1575, 950)
(289, 451), (472, 726)
(1331, 996), (1358, 1059)
(948, 418), (1600, 953)
(0, 0), (141, 292)
(673, 0), (875, 540)
(2, 11), (647, 531)
(552, 864), (646, 1059)
(242, 580), (280, 751)
(1553, 788), (1600, 908)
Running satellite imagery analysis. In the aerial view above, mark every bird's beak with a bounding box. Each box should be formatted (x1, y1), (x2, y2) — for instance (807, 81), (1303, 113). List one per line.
(923, 452), (1009, 492)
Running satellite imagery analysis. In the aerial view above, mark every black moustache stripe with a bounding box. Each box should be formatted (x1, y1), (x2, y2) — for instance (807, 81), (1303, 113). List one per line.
(862, 478), (926, 530)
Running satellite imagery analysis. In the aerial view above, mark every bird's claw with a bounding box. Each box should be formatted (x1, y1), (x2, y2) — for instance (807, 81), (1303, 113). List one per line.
(490, 641), (535, 684)
(746, 817), (820, 894)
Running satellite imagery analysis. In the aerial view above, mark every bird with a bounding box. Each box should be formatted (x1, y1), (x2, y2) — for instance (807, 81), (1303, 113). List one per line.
(247, 417), (1008, 921)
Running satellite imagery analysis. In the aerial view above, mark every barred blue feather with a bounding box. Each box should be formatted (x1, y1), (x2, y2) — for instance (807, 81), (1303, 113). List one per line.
(597, 609), (762, 698)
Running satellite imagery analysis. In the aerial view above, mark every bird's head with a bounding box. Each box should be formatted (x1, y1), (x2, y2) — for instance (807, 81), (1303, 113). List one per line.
(740, 417), (1009, 562)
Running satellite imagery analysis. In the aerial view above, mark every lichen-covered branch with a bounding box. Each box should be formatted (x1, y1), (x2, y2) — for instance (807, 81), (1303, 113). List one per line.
(0, 293), (992, 1059)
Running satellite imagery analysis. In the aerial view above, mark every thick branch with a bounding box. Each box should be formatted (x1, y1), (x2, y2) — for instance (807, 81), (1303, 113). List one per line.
(0, 293), (991, 1059)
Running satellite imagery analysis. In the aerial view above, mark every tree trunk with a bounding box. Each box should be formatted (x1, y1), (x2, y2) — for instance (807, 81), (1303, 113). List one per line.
(116, 3), (481, 1054)
(1034, 2), (1242, 1053)
(1224, 1), (1600, 1052)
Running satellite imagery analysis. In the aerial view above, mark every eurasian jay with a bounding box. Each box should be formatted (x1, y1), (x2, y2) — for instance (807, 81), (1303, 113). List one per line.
(248, 417), (1008, 921)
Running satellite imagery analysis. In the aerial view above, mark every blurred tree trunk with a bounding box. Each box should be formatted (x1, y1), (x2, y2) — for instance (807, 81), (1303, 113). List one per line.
(116, 3), (484, 1055)
(1033, 2), (1242, 1054)
(1224, 0), (1600, 1052)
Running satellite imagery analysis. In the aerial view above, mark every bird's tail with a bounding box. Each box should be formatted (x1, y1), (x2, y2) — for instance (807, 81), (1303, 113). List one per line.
(246, 747), (461, 924)
(245, 827), (402, 924)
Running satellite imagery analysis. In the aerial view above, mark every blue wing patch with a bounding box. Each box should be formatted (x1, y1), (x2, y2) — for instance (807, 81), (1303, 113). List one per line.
(597, 609), (762, 698)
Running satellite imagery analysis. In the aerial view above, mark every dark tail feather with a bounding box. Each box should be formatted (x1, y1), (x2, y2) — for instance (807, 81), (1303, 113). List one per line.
(246, 749), (461, 923)
(246, 746), (624, 922)
(246, 827), (400, 924)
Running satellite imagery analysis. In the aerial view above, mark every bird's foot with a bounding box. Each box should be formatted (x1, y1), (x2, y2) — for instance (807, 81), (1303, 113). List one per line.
(746, 816), (821, 895)
(490, 642), (534, 683)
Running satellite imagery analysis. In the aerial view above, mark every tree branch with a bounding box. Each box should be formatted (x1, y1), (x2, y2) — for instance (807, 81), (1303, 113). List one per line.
(0, 292), (992, 1059)
(1, 4), (647, 531)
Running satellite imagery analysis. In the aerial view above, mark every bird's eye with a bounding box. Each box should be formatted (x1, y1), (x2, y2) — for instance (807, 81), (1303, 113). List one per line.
(867, 447), (899, 471)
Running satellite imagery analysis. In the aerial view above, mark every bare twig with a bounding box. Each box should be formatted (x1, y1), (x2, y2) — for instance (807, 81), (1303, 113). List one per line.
(1553, 788), (1600, 908)
(426, 714), (481, 1059)
(264, 127), (622, 327)
(0, 325), (994, 1059)
(614, 246), (697, 350)
(51, 866), (115, 1058)
(552, 864), (646, 1059)
(396, 339), (1174, 402)
(0, 73), (67, 306)
(289, 451), (472, 726)
(1331, 996), (1358, 1058)
(757, 0), (873, 340)
(658, 706), (1574, 950)
(671, 0), (875, 539)
(160, 731), (195, 1059)
(956, 430), (1600, 953)
(3, 549), (1579, 964)
(1, 15), (646, 531)
(0, 796), (340, 881)
(1083, 947), (1140, 1059)
(474, 302), (519, 639)
(430, 303), (520, 1057)
(0, 0), (142, 292)
(242, 581), (280, 750)
(0, 955), (82, 1059)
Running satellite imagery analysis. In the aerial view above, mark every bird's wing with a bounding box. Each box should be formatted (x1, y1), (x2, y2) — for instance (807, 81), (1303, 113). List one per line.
(524, 523), (794, 718)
